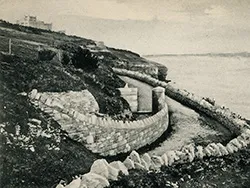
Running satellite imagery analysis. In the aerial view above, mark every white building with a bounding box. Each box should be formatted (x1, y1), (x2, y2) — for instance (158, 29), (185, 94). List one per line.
(16, 16), (52, 30)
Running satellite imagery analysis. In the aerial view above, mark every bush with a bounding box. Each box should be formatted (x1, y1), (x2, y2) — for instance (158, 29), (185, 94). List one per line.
(158, 65), (168, 81)
(38, 49), (56, 61)
(72, 47), (99, 70)
(61, 52), (71, 65)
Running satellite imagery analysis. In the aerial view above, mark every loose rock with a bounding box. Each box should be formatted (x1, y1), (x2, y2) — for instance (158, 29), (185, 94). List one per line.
(123, 157), (135, 169)
(90, 159), (109, 178)
(109, 161), (129, 175)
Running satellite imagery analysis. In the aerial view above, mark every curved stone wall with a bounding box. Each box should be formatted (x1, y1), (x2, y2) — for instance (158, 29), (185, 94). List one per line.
(113, 68), (249, 135)
(57, 68), (250, 188)
(55, 68), (250, 188)
(29, 89), (169, 156)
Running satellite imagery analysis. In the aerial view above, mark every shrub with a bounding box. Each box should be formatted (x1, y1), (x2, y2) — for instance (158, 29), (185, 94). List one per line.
(158, 65), (168, 81)
(38, 49), (56, 61)
(72, 47), (99, 70)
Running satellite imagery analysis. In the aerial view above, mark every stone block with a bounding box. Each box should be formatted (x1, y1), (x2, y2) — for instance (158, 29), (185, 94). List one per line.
(129, 150), (141, 164)
(203, 146), (213, 157)
(109, 161), (129, 175)
(123, 157), (135, 169)
(140, 158), (149, 170)
(151, 155), (163, 170)
(29, 89), (38, 99)
(86, 135), (94, 144)
(226, 143), (238, 153)
(78, 113), (86, 122)
(141, 153), (152, 167)
(35, 93), (41, 100)
(65, 177), (81, 188)
(195, 146), (205, 159)
(230, 138), (243, 149)
(90, 159), (109, 179)
(216, 143), (229, 156)
(81, 172), (109, 188)
(165, 151), (177, 166)
(61, 114), (70, 120)
(106, 163), (119, 181)
(108, 150), (116, 156)
(209, 143), (222, 156)
(117, 135), (123, 142)
(91, 115), (97, 125)
(125, 143), (131, 152)
(161, 154), (168, 166)
(134, 162), (146, 170)
(53, 112), (61, 121)
(40, 95), (47, 103)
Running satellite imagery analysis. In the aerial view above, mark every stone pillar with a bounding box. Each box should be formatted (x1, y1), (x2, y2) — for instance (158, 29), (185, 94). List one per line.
(152, 86), (165, 113)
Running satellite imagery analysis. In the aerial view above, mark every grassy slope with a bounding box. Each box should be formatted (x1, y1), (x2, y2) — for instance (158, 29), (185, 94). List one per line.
(0, 21), (133, 187)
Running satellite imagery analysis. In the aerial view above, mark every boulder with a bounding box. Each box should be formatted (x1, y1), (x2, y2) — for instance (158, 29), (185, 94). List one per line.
(45, 98), (52, 106)
(165, 151), (177, 166)
(141, 153), (152, 167)
(109, 161), (129, 175)
(195, 146), (204, 159)
(81, 172), (109, 188)
(134, 162), (146, 170)
(86, 135), (94, 144)
(129, 150), (141, 164)
(187, 151), (195, 162)
(35, 93), (41, 100)
(161, 154), (168, 166)
(123, 157), (135, 169)
(106, 164), (119, 181)
(40, 95), (47, 103)
(151, 155), (163, 170)
(29, 89), (38, 99)
(90, 159), (109, 178)
(140, 159), (149, 170)
(65, 177), (81, 188)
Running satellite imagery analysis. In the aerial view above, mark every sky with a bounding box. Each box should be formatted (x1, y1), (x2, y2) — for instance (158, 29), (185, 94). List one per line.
(0, 0), (250, 55)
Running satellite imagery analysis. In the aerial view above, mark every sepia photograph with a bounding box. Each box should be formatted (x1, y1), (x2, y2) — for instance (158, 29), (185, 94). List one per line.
(0, 0), (250, 187)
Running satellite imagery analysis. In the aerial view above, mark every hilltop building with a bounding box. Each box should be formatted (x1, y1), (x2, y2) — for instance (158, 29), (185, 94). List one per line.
(16, 16), (52, 30)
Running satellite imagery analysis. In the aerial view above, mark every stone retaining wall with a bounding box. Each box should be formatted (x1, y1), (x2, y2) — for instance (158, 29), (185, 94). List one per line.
(29, 88), (169, 156)
(55, 68), (250, 188)
(113, 68), (249, 135)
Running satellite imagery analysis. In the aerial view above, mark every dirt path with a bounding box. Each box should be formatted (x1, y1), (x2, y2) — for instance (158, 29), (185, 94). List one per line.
(119, 76), (232, 156)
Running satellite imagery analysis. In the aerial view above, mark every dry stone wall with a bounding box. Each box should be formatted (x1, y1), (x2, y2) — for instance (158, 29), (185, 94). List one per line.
(29, 88), (169, 156)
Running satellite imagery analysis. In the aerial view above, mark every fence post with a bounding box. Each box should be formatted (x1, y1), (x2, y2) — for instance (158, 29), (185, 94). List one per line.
(8, 39), (12, 54)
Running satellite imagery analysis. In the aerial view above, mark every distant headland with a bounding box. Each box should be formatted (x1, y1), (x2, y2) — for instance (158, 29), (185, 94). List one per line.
(144, 52), (250, 58)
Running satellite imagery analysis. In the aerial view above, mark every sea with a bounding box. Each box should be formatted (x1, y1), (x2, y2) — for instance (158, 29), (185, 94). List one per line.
(147, 55), (250, 120)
